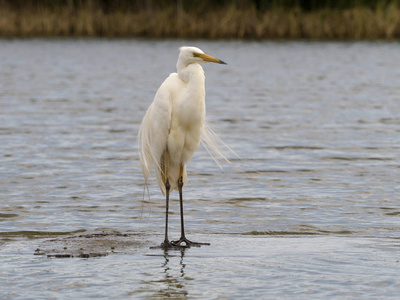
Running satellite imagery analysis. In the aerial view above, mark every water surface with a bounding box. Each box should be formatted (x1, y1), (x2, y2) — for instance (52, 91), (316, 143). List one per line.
(1, 39), (400, 299)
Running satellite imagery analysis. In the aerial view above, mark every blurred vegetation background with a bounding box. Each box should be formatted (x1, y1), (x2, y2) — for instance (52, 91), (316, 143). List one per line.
(1, 0), (400, 38)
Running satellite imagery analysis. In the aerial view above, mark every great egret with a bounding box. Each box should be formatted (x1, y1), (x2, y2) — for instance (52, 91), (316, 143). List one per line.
(138, 46), (227, 248)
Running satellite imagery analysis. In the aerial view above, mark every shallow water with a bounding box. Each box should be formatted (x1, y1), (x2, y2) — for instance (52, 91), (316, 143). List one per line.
(1, 39), (400, 299)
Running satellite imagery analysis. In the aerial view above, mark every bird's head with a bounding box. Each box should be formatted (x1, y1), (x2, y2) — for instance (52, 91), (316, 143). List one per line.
(178, 46), (227, 66)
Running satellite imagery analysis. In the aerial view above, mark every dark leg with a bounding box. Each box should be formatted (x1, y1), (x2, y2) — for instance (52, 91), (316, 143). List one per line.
(161, 178), (171, 248)
(161, 149), (173, 249)
(171, 165), (210, 248)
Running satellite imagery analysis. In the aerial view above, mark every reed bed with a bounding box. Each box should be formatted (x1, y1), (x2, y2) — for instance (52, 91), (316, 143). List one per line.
(1, 2), (400, 39)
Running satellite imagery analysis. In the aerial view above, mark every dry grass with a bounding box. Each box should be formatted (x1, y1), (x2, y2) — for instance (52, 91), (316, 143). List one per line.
(1, 4), (400, 39)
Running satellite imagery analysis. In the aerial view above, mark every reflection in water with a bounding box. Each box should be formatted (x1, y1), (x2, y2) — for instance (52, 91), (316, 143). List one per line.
(142, 248), (189, 299)
(165, 248), (187, 279)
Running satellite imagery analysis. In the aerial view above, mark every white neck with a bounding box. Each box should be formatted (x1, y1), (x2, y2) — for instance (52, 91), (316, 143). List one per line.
(177, 61), (205, 84)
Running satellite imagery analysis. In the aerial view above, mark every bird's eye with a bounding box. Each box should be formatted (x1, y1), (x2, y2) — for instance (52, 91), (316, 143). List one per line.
(193, 53), (200, 57)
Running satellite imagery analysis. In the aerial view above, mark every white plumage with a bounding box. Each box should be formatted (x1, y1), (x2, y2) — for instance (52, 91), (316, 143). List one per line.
(137, 46), (227, 248)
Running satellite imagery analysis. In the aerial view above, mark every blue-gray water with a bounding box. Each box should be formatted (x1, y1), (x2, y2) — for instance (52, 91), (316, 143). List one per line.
(1, 39), (400, 299)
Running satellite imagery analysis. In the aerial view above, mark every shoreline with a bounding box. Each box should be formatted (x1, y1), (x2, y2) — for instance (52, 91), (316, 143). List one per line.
(1, 4), (400, 40)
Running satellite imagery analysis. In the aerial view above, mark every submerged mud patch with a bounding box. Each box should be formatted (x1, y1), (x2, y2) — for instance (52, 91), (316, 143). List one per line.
(34, 230), (150, 258)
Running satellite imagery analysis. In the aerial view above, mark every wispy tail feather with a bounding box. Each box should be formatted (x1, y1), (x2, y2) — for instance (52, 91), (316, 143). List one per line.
(201, 121), (239, 169)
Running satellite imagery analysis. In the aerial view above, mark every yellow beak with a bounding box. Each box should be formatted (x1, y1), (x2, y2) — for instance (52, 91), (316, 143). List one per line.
(197, 53), (227, 64)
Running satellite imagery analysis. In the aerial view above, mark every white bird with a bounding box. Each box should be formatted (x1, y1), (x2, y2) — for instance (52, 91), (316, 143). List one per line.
(138, 46), (227, 248)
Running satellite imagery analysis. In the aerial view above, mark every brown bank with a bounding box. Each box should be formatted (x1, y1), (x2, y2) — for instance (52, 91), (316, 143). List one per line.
(1, 0), (400, 39)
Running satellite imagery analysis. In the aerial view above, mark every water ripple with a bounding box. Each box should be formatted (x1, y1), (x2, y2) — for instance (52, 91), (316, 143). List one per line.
(1, 39), (400, 299)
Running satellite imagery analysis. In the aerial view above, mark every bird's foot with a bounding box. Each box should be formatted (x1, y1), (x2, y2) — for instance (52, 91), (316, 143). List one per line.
(171, 237), (210, 248)
(161, 240), (176, 249)
(150, 239), (181, 250)
(150, 238), (210, 249)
